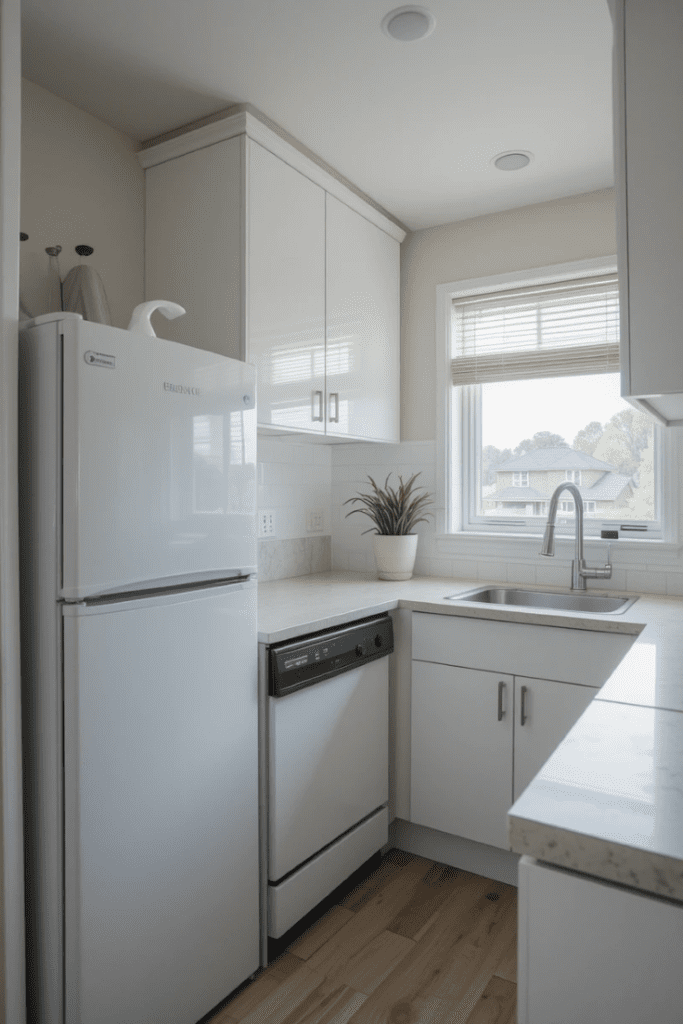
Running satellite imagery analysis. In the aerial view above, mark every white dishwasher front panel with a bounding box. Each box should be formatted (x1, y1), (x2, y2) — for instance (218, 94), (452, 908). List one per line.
(268, 656), (389, 881)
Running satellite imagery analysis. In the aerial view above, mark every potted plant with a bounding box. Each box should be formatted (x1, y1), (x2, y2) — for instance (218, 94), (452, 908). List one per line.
(344, 473), (434, 580)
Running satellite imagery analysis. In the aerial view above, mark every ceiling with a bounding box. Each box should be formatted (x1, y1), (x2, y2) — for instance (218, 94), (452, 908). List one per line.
(21, 0), (615, 231)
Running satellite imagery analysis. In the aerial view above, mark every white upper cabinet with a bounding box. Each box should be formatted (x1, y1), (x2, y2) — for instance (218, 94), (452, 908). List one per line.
(614, 0), (683, 425)
(141, 111), (404, 442)
(247, 141), (326, 434)
(326, 196), (400, 442)
(145, 138), (243, 358)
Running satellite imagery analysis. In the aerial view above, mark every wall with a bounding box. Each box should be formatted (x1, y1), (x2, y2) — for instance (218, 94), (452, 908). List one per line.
(401, 188), (618, 440)
(257, 436), (332, 581)
(20, 79), (145, 329)
(332, 189), (683, 597)
(1, 0), (27, 1018)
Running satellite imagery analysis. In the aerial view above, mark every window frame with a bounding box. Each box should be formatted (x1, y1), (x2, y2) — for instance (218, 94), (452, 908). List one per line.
(435, 257), (680, 558)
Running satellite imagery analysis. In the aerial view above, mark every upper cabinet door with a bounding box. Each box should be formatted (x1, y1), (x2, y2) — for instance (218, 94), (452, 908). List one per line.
(247, 140), (326, 433)
(616, 0), (683, 422)
(325, 195), (400, 442)
(145, 138), (244, 360)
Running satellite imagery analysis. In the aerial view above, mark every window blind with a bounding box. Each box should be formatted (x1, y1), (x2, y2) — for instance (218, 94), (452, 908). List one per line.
(450, 274), (619, 386)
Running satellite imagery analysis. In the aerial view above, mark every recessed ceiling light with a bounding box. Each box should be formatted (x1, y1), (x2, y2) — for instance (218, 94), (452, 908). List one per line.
(381, 6), (436, 42)
(493, 151), (533, 171)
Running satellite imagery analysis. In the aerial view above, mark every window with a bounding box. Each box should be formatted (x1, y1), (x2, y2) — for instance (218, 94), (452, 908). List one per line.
(440, 259), (664, 541)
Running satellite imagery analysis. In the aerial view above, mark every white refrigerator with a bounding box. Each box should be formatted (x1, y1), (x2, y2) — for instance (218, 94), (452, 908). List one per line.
(19, 313), (260, 1024)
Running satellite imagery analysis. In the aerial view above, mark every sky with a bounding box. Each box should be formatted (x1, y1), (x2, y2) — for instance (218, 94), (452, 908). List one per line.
(481, 373), (628, 451)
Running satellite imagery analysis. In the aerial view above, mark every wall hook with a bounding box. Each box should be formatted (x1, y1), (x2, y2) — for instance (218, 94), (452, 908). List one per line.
(75, 245), (94, 257)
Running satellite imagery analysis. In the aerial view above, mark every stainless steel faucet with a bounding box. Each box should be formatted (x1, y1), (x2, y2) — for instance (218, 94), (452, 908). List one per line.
(540, 483), (612, 590)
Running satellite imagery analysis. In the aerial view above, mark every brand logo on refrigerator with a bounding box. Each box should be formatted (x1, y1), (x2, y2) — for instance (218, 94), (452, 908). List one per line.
(163, 382), (201, 396)
(84, 350), (116, 368)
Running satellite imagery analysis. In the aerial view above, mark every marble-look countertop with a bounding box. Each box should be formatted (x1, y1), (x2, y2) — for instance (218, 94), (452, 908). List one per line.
(258, 570), (683, 902)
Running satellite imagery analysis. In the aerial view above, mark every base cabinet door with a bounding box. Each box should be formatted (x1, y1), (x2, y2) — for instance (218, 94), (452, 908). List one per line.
(411, 661), (513, 849)
(513, 677), (598, 802)
(518, 856), (683, 1024)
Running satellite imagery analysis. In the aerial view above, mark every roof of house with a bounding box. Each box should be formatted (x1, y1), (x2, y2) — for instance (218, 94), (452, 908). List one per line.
(498, 447), (616, 472)
(582, 473), (633, 501)
(487, 486), (549, 502)
(488, 473), (633, 505)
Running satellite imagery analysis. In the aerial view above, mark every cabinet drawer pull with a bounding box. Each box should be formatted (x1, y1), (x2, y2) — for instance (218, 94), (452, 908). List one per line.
(497, 680), (506, 722)
(520, 685), (528, 726)
(329, 392), (340, 423)
(311, 390), (323, 422)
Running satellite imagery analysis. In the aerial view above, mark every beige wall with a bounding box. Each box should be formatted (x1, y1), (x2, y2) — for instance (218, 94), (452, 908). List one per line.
(20, 79), (144, 329)
(400, 188), (617, 440)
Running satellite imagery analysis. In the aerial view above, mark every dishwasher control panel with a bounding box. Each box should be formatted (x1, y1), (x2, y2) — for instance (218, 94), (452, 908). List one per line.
(269, 614), (394, 697)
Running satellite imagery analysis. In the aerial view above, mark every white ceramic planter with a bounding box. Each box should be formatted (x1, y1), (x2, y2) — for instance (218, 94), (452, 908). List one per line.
(372, 534), (419, 581)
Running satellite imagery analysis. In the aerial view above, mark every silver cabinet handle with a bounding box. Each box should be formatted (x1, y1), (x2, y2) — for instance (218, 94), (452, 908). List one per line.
(497, 681), (506, 722)
(520, 685), (528, 727)
(311, 390), (323, 422)
(328, 392), (340, 423)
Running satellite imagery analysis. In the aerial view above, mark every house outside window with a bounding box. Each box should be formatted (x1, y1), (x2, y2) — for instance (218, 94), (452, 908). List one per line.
(435, 257), (672, 545)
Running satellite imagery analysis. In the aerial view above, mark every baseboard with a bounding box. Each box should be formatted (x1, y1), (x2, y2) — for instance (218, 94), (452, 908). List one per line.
(389, 818), (520, 887)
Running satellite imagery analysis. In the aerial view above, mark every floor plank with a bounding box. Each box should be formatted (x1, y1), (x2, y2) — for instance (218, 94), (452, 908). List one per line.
(269, 952), (308, 983)
(212, 852), (518, 1024)
(307, 855), (433, 978)
(345, 879), (516, 1024)
(290, 907), (356, 961)
(222, 974), (281, 1021)
(340, 850), (429, 913)
(464, 976), (517, 1024)
(334, 929), (415, 996)
(232, 960), (366, 1024)
(386, 862), (471, 941)
(492, 933), (517, 985)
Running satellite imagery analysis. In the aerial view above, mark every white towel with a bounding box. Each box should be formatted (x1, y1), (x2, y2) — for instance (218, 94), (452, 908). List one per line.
(62, 264), (111, 325)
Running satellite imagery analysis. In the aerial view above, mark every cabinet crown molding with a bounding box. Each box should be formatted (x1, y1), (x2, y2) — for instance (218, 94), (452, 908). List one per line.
(138, 109), (407, 243)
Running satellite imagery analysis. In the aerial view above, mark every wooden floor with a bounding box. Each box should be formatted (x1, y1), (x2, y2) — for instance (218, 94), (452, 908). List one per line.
(212, 850), (517, 1024)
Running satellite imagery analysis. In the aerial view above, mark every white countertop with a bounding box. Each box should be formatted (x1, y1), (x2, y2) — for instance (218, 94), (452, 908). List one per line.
(258, 571), (683, 901)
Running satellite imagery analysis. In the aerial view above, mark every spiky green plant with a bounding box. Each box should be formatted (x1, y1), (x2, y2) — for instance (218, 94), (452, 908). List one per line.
(344, 473), (434, 535)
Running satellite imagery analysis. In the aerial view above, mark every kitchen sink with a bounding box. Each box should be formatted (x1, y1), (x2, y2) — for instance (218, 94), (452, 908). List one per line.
(444, 587), (639, 615)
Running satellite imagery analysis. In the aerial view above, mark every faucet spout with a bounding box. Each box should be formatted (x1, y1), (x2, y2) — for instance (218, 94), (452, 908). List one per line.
(539, 482), (611, 590)
(540, 522), (555, 556)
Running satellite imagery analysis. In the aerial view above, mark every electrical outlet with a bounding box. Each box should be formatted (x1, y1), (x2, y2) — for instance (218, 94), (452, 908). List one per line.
(258, 510), (275, 537)
(307, 510), (324, 533)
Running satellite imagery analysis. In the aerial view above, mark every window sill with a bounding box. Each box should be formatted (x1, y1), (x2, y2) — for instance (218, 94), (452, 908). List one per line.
(435, 532), (681, 561)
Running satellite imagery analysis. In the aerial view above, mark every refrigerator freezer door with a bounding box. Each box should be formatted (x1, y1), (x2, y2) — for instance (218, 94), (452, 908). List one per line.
(62, 581), (258, 1024)
(61, 319), (256, 599)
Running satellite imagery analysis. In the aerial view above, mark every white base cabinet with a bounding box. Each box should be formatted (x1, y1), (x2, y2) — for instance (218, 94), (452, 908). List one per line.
(409, 613), (633, 850)
(411, 663), (513, 849)
(518, 856), (683, 1024)
(142, 112), (403, 442)
(512, 676), (597, 803)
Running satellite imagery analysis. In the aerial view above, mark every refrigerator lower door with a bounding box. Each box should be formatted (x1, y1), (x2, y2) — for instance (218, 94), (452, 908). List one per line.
(59, 318), (256, 599)
(62, 581), (258, 1024)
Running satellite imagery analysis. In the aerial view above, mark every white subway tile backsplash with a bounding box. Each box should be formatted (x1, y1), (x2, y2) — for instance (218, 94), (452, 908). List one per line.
(257, 434), (683, 594)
